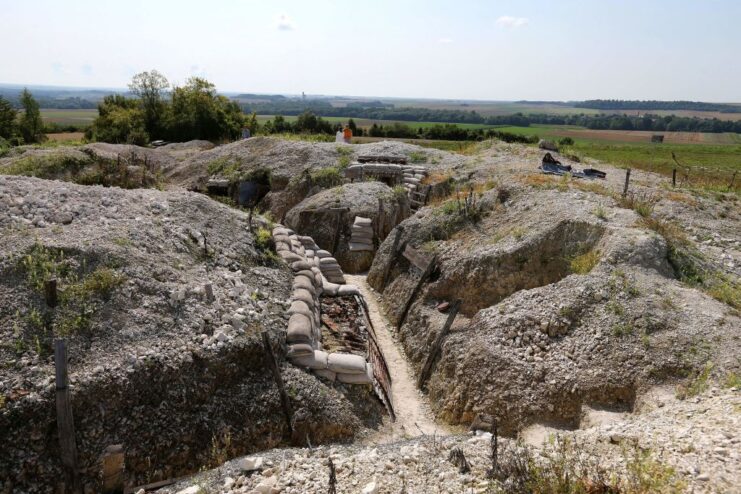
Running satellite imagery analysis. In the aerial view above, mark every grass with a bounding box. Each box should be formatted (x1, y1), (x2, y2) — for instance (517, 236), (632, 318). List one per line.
(676, 362), (713, 399)
(310, 166), (344, 188)
(569, 249), (601, 274)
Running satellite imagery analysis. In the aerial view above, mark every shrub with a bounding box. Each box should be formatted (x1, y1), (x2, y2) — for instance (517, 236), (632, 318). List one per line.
(558, 137), (575, 146)
(310, 166), (344, 189)
(676, 362), (713, 399)
(570, 249), (601, 274)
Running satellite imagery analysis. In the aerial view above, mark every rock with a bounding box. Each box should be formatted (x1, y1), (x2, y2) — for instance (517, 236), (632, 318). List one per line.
(175, 486), (201, 494)
(361, 481), (378, 494)
(241, 456), (264, 472)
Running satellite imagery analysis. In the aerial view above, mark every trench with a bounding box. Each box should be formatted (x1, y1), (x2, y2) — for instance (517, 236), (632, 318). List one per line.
(344, 274), (443, 442)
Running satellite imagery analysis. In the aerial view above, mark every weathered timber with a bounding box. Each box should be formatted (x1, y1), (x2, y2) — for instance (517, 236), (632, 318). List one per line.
(417, 299), (461, 389)
(396, 255), (437, 331)
(402, 244), (434, 271)
(381, 227), (404, 291)
(261, 332), (293, 437)
(55, 339), (81, 494)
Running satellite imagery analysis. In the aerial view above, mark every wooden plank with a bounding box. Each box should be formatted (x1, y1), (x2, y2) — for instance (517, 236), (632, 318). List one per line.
(261, 332), (293, 438)
(622, 168), (631, 197)
(381, 227), (404, 291)
(402, 244), (433, 271)
(417, 299), (462, 389)
(55, 339), (81, 494)
(396, 256), (436, 331)
(102, 444), (125, 494)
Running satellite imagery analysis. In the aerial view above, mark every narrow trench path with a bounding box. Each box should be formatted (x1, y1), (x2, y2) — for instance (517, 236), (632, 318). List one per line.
(344, 274), (446, 444)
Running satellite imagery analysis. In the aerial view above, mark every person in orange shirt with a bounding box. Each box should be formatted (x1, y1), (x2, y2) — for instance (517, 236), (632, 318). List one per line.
(343, 125), (352, 143)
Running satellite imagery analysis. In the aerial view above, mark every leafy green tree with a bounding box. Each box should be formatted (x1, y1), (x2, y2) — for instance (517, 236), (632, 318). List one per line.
(0, 96), (16, 139)
(348, 118), (357, 135)
(88, 95), (148, 145)
(128, 70), (169, 137)
(18, 89), (45, 143)
(246, 112), (259, 134)
(165, 77), (245, 141)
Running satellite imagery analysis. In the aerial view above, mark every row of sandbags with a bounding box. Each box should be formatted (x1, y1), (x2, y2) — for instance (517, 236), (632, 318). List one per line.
(344, 163), (405, 181)
(349, 216), (374, 252)
(401, 166), (428, 194)
(272, 225), (371, 384)
(289, 349), (373, 384)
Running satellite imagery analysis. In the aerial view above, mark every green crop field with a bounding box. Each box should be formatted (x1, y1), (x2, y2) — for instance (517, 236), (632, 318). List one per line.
(256, 115), (498, 130)
(40, 109), (97, 126)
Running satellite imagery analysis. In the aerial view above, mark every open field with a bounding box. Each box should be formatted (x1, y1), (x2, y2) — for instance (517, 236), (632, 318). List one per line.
(45, 132), (85, 142)
(494, 124), (741, 145)
(40, 108), (97, 126)
(255, 114), (498, 130)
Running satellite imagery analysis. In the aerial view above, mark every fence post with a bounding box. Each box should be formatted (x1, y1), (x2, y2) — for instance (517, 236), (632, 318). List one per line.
(622, 168), (631, 197)
(672, 168), (677, 188)
(55, 339), (81, 493)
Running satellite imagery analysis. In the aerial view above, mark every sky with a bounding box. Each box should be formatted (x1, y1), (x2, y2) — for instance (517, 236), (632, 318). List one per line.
(1, 0), (740, 102)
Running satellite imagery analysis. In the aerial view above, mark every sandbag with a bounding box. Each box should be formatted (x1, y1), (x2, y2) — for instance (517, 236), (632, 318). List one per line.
(292, 288), (315, 305)
(337, 284), (360, 296)
(337, 364), (373, 384)
(349, 243), (374, 251)
(313, 368), (337, 382)
(291, 261), (313, 272)
(287, 300), (313, 320)
(287, 314), (312, 344)
(327, 353), (368, 374)
(307, 350), (329, 370)
(292, 277), (315, 291)
(320, 257), (341, 266)
(287, 343), (313, 358)
(316, 250), (332, 259)
(279, 251), (303, 263)
(289, 353), (316, 368)
(354, 217), (372, 226)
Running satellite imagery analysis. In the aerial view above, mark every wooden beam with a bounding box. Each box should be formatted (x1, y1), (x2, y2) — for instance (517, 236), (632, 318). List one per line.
(261, 332), (293, 438)
(102, 444), (125, 494)
(622, 168), (631, 197)
(55, 339), (81, 494)
(417, 299), (461, 389)
(396, 255), (436, 331)
(381, 227), (404, 292)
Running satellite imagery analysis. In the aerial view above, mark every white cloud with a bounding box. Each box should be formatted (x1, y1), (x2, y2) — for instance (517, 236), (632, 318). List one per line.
(275, 14), (295, 31)
(496, 16), (529, 29)
(438, 37), (454, 44)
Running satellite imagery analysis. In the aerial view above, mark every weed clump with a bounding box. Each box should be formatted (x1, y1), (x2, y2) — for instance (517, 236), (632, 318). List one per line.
(570, 249), (601, 275)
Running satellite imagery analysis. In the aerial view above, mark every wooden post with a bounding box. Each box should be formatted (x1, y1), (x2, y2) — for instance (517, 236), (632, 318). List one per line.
(729, 171), (737, 190)
(330, 207), (347, 256)
(45, 279), (58, 308)
(381, 227), (404, 292)
(261, 332), (293, 437)
(102, 444), (125, 494)
(55, 339), (81, 494)
(417, 299), (461, 389)
(622, 168), (631, 197)
(672, 168), (677, 188)
(396, 255), (436, 331)
(204, 283), (214, 303)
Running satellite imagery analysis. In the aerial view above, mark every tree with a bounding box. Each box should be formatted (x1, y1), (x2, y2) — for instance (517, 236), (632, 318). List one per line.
(18, 89), (45, 143)
(165, 77), (245, 142)
(348, 118), (357, 135)
(128, 70), (169, 138)
(88, 95), (148, 145)
(246, 112), (259, 134)
(0, 96), (16, 139)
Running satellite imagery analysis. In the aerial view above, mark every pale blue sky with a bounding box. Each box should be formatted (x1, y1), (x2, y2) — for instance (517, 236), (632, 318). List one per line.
(1, 0), (739, 101)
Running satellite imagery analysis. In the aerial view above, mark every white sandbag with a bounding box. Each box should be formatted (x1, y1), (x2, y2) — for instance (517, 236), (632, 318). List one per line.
(327, 353), (368, 374)
(289, 353), (316, 368)
(305, 249), (315, 258)
(292, 276), (315, 291)
(292, 288), (315, 305)
(287, 314), (312, 344)
(313, 368), (337, 382)
(337, 365), (373, 384)
(273, 234), (291, 243)
(291, 261), (313, 272)
(275, 242), (290, 252)
(279, 251), (303, 263)
(272, 227), (292, 236)
(287, 343), (313, 358)
(308, 350), (329, 370)
(287, 300), (313, 320)
(354, 216), (372, 226)
(321, 279), (340, 296)
(337, 284), (360, 296)
(319, 257), (341, 266)
(316, 250), (332, 259)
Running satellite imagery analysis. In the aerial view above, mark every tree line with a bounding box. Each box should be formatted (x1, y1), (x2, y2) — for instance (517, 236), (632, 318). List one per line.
(85, 71), (247, 145)
(573, 99), (741, 113)
(0, 90), (46, 145)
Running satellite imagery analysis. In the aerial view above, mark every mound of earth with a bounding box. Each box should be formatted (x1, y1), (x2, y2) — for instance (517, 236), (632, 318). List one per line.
(0, 175), (378, 492)
(368, 183), (740, 434)
(284, 182), (411, 273)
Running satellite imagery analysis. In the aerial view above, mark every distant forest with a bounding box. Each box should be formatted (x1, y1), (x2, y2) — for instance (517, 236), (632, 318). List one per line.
(243, 100), (741, 133)
(573, 99), (741, 113)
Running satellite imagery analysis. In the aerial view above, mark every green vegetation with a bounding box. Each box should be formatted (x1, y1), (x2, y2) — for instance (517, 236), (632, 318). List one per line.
(569, 249), (601, 274)
(724, 372), (740, 388)
(3, 153), (89, 178)
(14, 243), (125, 355)
(310, 166), (344, 188)
(0, 96), (16, 139)
(18, 89), (45, 144)
(676, 362), (713, 399)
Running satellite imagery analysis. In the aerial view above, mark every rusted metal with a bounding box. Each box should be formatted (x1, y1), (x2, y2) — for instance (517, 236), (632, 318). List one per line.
(354, 295), (395, 421)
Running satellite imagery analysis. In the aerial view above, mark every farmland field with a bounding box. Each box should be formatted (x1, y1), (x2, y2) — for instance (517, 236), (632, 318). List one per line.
(256, 115), (498, 130)
(40, 108), (97, 126)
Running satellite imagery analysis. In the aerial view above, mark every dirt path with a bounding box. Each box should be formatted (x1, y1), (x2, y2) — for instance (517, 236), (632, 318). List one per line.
(345, 274), (445, 443)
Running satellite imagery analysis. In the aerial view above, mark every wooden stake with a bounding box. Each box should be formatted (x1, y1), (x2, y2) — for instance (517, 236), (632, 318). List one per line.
(729, 171), (737, 190)
(55, 339), (81, 494)
(417, 299), (461, 389)
(204, 283), (214, 303)
(396, 255), (436, 331)
(45, 279), (58, 308)
(622, 168), (631, 197)
(102, 444), (125, 494)
(261, 332), (293, 438)
(672, 168), (677, 188)
(381, 227), (404, 292)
